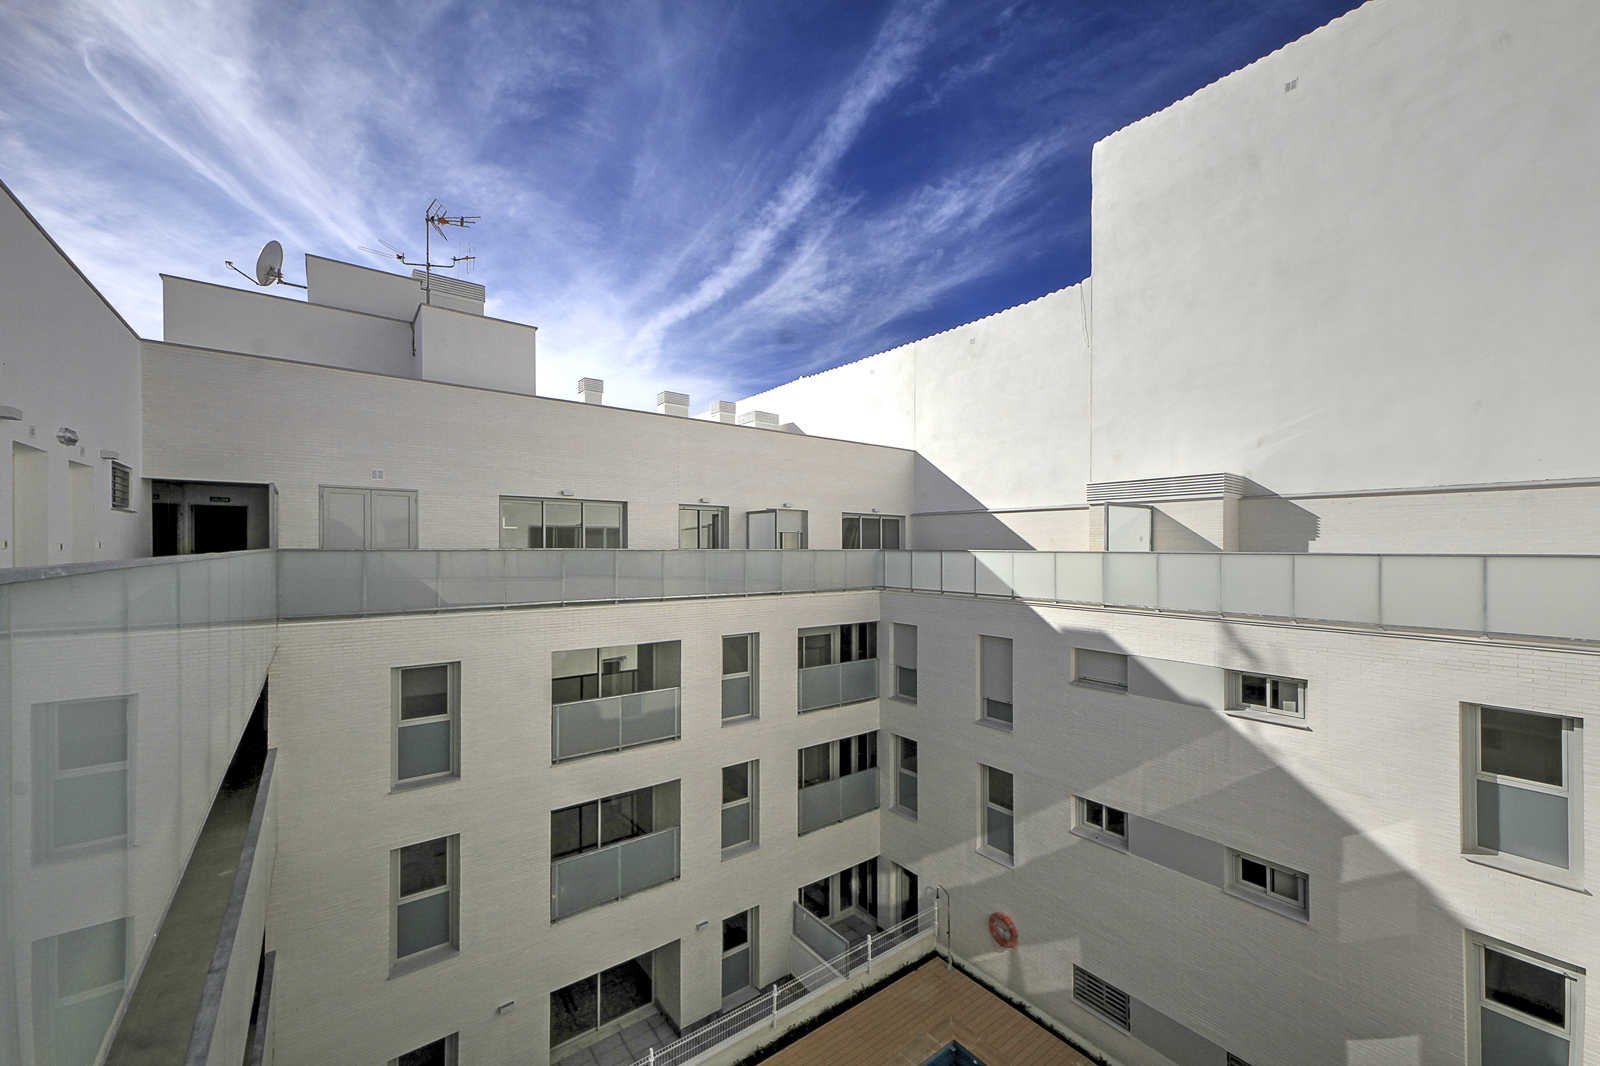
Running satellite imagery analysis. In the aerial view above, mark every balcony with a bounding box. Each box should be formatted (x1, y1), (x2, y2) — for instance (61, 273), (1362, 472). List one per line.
(552, 689), (680, 763)
(797, 660), (878, 712)
(797, 769), (879, 835)
(550, 827), (680, 920)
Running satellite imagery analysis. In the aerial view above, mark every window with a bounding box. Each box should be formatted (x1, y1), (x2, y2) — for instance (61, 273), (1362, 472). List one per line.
(981, 765), (1014, 863)
(1225, 1056), (1257, 1066)
(1466, 704), (1580, 879)
(392, 836), (456, 967)
(679, 505), (726, 549)
(1226, 850), (1308, 920)
(980, 636), (1012, 726)
(797, 623), (878, 712)
(1472, 937), (1581, 1066)
(551, 643), (681, 761)
(1230, 671), (1304, 719)
(394, 663), (457, 786)
(1075, 649), (1127, 690)
(551, 786), (659, 861)
(1073, 797), (1128, 851)
(842, 514), (902, 549)
(722, 762), (757, 852)
(31, 917), (128, 1066)
(798, 860), (878, 922)
(747, 508), (806, 549)
(393, 1034), (458, 1066)
(797, 733), (879, 833)
(549, 953), (655, 1049)
(320, 486), (417, 549)
(893, 624), (917, 701)
(549, 783), (680, 918)
(722, 634), (757, 721)
(722, 910), (756, 1001)
(110, 461), (130, 510)
(33, 697), (131, 863)
(499, 496), (624, 548)
(1072, 965), (1130, 1031)
(894, 736), (918, 817)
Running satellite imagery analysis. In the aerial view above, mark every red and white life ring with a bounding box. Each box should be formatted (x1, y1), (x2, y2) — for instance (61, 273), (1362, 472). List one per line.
(988, 911), (1019, 948)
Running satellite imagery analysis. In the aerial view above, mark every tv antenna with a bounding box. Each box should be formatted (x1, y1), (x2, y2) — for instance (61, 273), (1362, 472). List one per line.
(359, 200), (479, 304)
(226, 240), (307, 289)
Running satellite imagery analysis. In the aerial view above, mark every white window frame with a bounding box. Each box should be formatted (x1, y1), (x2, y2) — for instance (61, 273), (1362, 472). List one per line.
(721, 761), (758, 856)
(747, 508), (807, 549)
(1462, 703), (1583, 887)
(392, 662), (460, 789)
(841, 513), (903, 549)
(1468, 933), (1582, 1066)
(679, 505), (728, 549)
(390, 1033), (459, 1066)
(1228, 670), (1306, 721)
(1071, 796), (1129, 853)
(721, 908), (758, 1005)
(979, 764), (1014, 866)
(498, 496), (626, 548)
(893, 735), (918, 819)
(391, 835), (459, 975)
(1224, 848), (1308, 922)
(721, 634), (758, 722)
(32, 696), (135, 863)
(892, 623), (917, 702)
(1073, 648), (1128, 691)
(979, 635), (1013, 728)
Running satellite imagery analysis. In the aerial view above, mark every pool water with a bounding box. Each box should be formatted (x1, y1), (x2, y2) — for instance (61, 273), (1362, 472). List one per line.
(915, 1041), (987, 1066)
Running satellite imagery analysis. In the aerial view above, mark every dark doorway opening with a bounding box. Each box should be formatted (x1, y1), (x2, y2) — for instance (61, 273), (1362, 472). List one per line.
(152, 503), (180, 557)
(191, 505), (249, 554)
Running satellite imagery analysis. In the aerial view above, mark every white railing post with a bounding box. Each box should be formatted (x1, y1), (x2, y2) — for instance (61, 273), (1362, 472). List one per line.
(867, 932), (874, 974)
(649, 1048), (655, 1066)
(770, 983), (779, 1027)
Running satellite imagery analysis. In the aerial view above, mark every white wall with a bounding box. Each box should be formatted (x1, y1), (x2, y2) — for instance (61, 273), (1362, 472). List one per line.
(414, 306), (537, 398)
(1088, 0), (1600, 496)
(305, 255), (427, 320)
(0, 183), (146, 567)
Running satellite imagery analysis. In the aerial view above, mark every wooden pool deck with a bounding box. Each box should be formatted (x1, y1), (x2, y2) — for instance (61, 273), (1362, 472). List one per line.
(758, 957), (1097, 1066)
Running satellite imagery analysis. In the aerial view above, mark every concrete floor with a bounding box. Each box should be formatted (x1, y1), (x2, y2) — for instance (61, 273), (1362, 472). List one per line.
(554, 1011), (679, 1066)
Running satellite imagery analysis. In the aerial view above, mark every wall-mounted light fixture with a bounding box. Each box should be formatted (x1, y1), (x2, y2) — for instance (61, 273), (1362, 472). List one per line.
(55, 427), (79, 447)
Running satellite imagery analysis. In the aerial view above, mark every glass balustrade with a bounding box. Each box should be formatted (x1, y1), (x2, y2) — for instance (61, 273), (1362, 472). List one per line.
(797, 770), (880, 835)
(550, 827), (680, 920)
(797, 659), (880, 712)
(552, 688), (680, 763)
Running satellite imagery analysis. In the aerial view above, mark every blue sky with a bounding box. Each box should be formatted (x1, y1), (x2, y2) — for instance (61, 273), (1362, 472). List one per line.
(0, 0), (1362, 410)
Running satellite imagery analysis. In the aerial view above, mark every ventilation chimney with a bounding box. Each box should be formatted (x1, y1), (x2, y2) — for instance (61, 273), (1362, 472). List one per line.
(737, 410), (781, 429)
(702, 401), (737, 424)
(578, 378), (604, 405)
(657, 391), (690, 417)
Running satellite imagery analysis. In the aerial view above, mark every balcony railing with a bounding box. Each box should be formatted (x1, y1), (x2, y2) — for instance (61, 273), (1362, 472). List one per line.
(797, 769), (879, 835)
(550, 826), (680, 920)
(552, 688), (680, 763)
(797, 659), (879, 712)
(792, 901), (849, 965)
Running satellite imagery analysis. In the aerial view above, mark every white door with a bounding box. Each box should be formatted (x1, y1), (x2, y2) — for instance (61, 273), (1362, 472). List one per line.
(370, 491), (417, 549)
(319, 488), (368, 549)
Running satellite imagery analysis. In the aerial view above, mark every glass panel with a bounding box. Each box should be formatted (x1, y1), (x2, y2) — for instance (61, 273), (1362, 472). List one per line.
(1270, 869), (1302, 902)
(1487, 555), (1600, 642)
(400, 665), (450, 720)
(1480, 1006), (1569, 1066)
(722, 949), (752, 999)
(896, 666), (918, 699)
(56, 920), (126, 997)
(1012, 553), (1055, 600)
(842, 516), (861, 549)
(723, 763), (749, 803)
(882, 519), (901, 549)
(601, 788), (653, 846)
(721, 675), (752, 719)
(974, 552), (1014, 597)
(399, 1037), (450, 1066)
(1104, 806), (1127, 838)
(840, 769), (879, 820)
(1477, 780), (1569, 868)
(1054, 551), (1102, 604)
(1240, 858), (1268, 889)
(793, 901), (847, 961)
(56, 699), (127, 769)
(501, 498), (543, 548)
(53, 770), (128, 849)
(984, 699), (1013, 724)
(619, 689), (679, 749)
(1381, 555), (1484, 631)
(721, 802), (751, 848)
(1292, 554), (1380, 624)
(799, 745), (831, 788)
(1481, 708), (1564, 786)
(1103, 553), (1158, 607)
(398, 720), (452, 779)
(550, 804), (597, 861)
(544, 502), (582, 548)
(1086, 800), (1104, 828)
(553, 697), (623, 761)
(370, 493), (415, 549)
(396, 892), (451, 956)
(599, 957), (654, 1024)
(900, 737), (918, 773)
(987, 767), (1013, 811)
(552, 847), (621, 918)
(724, 911), (750, 951)
(363, 551), (440, 614)
(798, 663), (841, 712)
(861, 518), (881, 549)
(583, 503), (623, 547)
(838, 658), (878, 704)
(800, 882), (829, 918)
(400, 838), (449, 896)
(911, 551), (943, 592)
(985, 808), (1014, 857)
(723, 635), (750, 675)
(1158, 554), (1221, 613)
(800, 633), (833, 669)
(798, 779), (843, 834)
(1220, 553), (1294, 618)
(618, 827), (679, 896)
(898, 771), (918, 813)
(1241, 674), (1269, 708)
(550, 976), (599, 1047)
(883, 550), (912, 589)
(1485, 949), (1566, 1026)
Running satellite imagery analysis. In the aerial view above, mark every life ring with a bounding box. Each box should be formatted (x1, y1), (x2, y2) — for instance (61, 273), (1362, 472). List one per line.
(988, 911), (1019, 948)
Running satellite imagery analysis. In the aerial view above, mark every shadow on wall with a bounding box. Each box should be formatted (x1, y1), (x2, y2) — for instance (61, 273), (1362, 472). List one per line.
(912, 455), (1035, 551)
(1238, 480), (1321, 553)
(880, 595), (1471, 1066)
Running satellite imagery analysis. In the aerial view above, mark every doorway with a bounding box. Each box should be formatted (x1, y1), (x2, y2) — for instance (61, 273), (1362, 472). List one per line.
(150, 481), (271, 556)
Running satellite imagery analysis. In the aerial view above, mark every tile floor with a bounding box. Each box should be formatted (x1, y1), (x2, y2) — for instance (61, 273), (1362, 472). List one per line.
(553, 1012), (678, 1066)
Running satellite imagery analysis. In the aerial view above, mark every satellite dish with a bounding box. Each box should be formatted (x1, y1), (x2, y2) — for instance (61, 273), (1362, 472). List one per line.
(255, 241), (284, 286)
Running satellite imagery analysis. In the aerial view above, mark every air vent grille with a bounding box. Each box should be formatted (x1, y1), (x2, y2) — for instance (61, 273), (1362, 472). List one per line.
(1072, 965), (1130, 1030)
(1086, 473), (1247, 503)
(411, 270), (486, 303)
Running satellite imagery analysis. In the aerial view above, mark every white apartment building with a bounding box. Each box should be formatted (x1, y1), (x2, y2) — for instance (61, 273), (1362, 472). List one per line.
(1, 1), (1596, 1065)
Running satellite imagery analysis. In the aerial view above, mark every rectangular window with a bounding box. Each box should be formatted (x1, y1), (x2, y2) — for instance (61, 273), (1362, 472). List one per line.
(893, 624), (918, 701)
(1472, 936), (1580, 1066)
(722, 910), (756, 1001)
(394, 663), (458, 786)
(1073, 797), (1128, 851)
(551, 642), (681, 761)
(499, 496), (625, 548)
(393, 836), (456, 966)
(722, 634), (757, 721)
(392, 1034), (458, 1066)
(550, 953), (655, 1049)
(1226, 849), (1308, 920)
(1231, 671), (1305, 719)
(842, 514), (903, 549)
(31, 917), (129, 1066)
(110, 462), (131, 510)
(797, 623), (879, 712)
(797, 733), (879, 834)
(980, 635), (1013, 725)
(679, 505), (727, 549)
(981, 765), (1014, 863)
(33, 697), (132, 863)
(1075, 649), (1127, 690)
(1072, 965), (1130, 1031)
(722, 762), (757, 852)
(895, 736), (918, 816)
(552, 786), (659, 861)
(747, 508), (807, 549)
(798, 861), (877, 922)
(1467, 705), (1579, 877)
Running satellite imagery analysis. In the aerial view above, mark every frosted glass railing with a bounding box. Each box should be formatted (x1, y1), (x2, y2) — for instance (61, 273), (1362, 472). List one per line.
(552, 688), (681, 763)
(550, 826), (680, 920)
(278, 549), (883, 618)
(797, 769), (880, 835)
(0, 550), (279, 632)
(797, 659), (880, 712)
(792, 901), (849, 963)
(884, 551), (1600, 641)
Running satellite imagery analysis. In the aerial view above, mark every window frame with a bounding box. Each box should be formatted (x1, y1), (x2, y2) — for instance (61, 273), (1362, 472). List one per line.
(721, 761), (758, 857)
(390, 1033), (459, 1066)
(979, 764), (1015, 867)
(1227, 670), (1306, 722)
(747, 508), (807, 549)
(893, 735), (918, 819)
(892, 623), (917, 703)
(1224, 848), (1309, 922)
(841, 513), (903, 549)
(678, 505), (728, 549)
(721, 908), (758, 1003)
(32, 696), (135, 864)
(1073, 648), (1128, 691)
(392, 662), (460, 790)
(1467, 934), (1583, 1066)
(1462, 703), (1583, 887)
(721, 634), (758, 723)
(1071, 796), (1129, 853)
(498, 495), (627, 549)
(979, 635), (1013, 729)
(390, 835), (459, 975)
